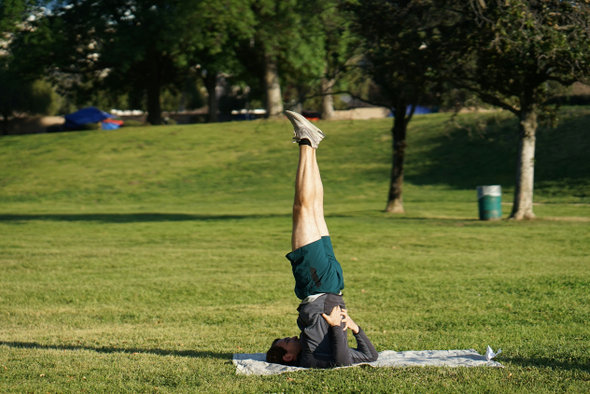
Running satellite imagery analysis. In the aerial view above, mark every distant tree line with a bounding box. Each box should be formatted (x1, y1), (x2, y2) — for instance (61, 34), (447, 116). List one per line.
(2, 0), (349, 125)
(2, 0), (590, 219)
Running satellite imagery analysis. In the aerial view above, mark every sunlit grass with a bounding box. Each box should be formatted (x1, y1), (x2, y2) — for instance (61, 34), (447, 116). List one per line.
(1, 110), (589, 393)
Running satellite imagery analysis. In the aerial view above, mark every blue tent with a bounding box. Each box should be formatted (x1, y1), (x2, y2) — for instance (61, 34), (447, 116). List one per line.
(64, 107), (115, 129)
(388, 105), (433, 117)
(410, 105), (433, 115)
(101, 121), (120, 130)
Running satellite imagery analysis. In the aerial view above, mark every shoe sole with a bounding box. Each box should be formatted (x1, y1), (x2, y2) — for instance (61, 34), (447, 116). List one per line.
(285, 110), (325, 149)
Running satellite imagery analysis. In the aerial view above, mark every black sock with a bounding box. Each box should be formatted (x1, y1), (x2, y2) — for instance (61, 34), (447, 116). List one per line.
(298, 139), (312, 147)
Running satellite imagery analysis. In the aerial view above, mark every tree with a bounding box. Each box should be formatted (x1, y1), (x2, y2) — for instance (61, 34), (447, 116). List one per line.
(16, 0), (253, 125)
(0, 72), (59, 134)
(189, 1), (255, 123)
(0, 0), (35, 34)
(318, 2), (357, 120)
(11, 0), (178, 124)
(346, 0), (447, 213)
(1, 0), (58, 133)
(238, 0), (325, 118)
(441, 0), (590, 219)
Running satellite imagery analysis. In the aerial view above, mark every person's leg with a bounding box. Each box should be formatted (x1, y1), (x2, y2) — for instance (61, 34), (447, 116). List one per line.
(309, 146), (344, 293)
(311, 151), (329, 238)
(286, 111), (343, 298)
(291, 144), (322, 251)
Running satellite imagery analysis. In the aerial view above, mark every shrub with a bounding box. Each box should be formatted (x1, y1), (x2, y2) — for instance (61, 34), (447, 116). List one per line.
(122, 120), (145, 127)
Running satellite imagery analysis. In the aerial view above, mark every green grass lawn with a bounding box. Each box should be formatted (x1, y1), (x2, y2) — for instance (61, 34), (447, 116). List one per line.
(1, 109), (589, 393)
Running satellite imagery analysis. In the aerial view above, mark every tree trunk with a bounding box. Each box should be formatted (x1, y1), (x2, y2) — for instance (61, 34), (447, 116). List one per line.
(204, 71), (219, 123)
(264, 53), (283, 118)
(146, 56), (162, 125)
(178, 77), (190, 112)
(385, 105), (408, 213)
(510, 108), (537, 219)
(0, 112), (9, 135)
(321, 78), (335, 120)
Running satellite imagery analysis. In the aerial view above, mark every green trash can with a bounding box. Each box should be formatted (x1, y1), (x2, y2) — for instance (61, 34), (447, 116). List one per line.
(477, 185), (502, 220)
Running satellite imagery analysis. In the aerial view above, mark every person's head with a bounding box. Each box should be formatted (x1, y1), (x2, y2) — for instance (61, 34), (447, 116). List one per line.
(266, 336), (302, 366)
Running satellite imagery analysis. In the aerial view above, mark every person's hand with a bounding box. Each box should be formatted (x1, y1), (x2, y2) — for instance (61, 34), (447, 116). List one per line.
(342, 309), (359, 334)
(321, 306), (343, 327)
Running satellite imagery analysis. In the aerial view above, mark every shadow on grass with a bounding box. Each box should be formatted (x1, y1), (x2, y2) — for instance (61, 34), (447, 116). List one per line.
(0, 341), (232, 360)
(328, 211), (482, 222)
(406, 115), (518, 190)
(401, 111), (590, 196)
(503, 356), (590, 373)
(0, 212), (486, 224)
(0, 213), (289, 223)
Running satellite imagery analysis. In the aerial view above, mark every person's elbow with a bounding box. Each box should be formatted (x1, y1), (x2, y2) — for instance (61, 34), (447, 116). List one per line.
(367, 347), (379, 362)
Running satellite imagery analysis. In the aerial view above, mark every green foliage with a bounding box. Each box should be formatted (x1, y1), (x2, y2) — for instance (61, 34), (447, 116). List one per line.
(11, 0), (254, 124)
(432, 0), (590, 217)
(0, 1), (62, 128)
(161, 88), (183, 113)
(344, 0), (455, 210)
(78, 122), (100, 131)
(235, 0), (328, 110)
(0, 0), (35, 34)
(345, 0), (445, 111)
(253, 0), (325, 76)
(0, 70), (60, 133)
(122, 119), (146, 128)
(442, 0), (590, 113)
(82, 90), (131, 115)
(1, 114), (590, 392)
(281, 0), (360, 112)
(183, 77), (205, 110)
(159, 79), (204, 113)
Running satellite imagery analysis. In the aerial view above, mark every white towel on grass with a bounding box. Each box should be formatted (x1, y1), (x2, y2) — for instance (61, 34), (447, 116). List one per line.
(233, 349), (503, 375)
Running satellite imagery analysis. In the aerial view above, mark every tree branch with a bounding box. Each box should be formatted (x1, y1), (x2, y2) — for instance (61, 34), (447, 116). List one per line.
(449, 78), (519, 115)
(303, 90), (393, 111)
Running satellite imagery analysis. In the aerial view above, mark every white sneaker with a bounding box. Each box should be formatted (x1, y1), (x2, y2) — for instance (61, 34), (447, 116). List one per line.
(285, 110), (325, 149)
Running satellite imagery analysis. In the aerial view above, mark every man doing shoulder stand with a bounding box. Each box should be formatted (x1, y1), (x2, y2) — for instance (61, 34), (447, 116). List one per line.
(266, 111), (378, 369)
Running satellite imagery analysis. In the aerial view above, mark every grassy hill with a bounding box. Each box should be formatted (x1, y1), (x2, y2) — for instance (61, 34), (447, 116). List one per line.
(0, 109), (589, 393)
(1, 108), (589, 214)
